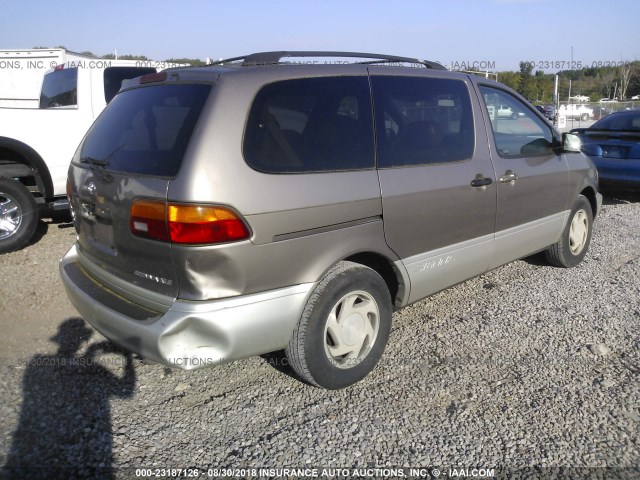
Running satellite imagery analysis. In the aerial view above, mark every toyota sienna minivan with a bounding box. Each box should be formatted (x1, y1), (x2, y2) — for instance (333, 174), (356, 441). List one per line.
(61, 51), (601, 389)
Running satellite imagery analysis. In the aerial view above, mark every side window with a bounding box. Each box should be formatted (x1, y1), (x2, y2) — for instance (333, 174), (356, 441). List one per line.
(371, 76), (475, 168)
(39, 68), (78, 108)
(479, 86), (554, 158)
(244, 76), (374, 173)
(103, 67), (156, 103)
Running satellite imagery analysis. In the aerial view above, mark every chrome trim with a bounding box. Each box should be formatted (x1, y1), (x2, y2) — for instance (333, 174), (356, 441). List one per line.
(272, 216), (381, 242)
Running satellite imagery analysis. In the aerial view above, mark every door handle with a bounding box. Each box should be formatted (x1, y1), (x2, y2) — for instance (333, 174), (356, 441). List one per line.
(499, 171), (519, 184)
(470, 176), (493, 188)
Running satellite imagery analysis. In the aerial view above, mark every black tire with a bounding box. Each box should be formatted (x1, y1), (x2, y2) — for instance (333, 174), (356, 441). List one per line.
(0, 177), (38, 254)
(511, 112), (518, 120)
(581, 113), (588, 121)
(545, 195), (593, 268)
(285, 261), (392, 389)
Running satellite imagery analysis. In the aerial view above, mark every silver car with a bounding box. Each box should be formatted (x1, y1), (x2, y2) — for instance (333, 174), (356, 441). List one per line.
(60, 51), (602, 389)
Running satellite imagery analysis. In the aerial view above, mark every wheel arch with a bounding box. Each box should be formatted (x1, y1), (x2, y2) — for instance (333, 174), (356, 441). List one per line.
(342, 251), (409, 309)
(0, 137), (53, 200)
(579, 186), (598, 217)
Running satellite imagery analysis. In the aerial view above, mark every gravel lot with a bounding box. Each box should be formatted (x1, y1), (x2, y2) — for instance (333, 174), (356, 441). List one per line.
(0, 193), (639, 479)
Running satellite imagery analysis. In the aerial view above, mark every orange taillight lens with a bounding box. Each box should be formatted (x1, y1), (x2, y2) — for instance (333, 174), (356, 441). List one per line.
(130, 200), (250, 245)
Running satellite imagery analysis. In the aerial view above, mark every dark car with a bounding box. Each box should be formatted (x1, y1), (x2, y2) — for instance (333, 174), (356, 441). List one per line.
(535, 105), (555, 121)
(572, 110), (640, 191)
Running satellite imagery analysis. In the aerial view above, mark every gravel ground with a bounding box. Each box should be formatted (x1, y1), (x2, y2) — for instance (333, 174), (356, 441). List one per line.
(0, 194), (639, 480)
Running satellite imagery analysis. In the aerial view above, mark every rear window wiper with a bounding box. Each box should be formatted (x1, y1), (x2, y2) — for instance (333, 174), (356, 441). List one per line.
(80, 144), (126, 168)
(80, 156), (109, 167)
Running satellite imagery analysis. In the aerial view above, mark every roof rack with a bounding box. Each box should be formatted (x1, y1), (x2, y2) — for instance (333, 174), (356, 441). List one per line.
(209, 51), (446, 70)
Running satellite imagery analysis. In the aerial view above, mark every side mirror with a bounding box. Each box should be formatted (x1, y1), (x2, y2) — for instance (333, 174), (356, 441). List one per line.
(562, 132), (582, 153)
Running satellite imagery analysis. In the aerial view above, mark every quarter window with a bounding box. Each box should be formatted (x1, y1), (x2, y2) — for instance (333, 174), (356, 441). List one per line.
(244, 77), (374, 173)
(480, 86), (554, 158)
(39, 68), (78, 108)
(371, 76), (475, 168)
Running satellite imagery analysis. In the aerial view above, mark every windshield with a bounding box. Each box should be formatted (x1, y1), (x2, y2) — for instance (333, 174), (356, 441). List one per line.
(78, 84), (211, 177)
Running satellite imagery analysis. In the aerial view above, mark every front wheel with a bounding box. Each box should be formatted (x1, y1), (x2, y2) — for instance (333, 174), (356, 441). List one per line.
(581, 113), (589, 121)
(545, 195), (593, 268)
(286, 261), (392, 389)
(0, 177), (38, 254)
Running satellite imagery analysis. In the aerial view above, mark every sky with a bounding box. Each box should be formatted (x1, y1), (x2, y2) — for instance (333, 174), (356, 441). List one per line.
(1, 0), (639, 72)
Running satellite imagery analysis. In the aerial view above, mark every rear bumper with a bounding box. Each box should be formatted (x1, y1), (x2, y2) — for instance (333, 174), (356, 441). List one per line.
(60, 244), (313, 370)
(593, 158), (640, 188)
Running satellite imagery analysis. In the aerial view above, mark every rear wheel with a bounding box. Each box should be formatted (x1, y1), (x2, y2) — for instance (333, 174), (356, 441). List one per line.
(545, 195), (593, 268)
(286, 261), (392, 389)
(0, 177), (38, 253)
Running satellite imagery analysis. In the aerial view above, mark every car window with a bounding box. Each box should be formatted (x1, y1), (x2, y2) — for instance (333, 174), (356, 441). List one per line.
(480, 86), (554, 158)
(103, 67), (156, 103)
(79, 84), (212, 177)
(39, 68), (78, 108)
(244, 76), (374, 173)
(371, 76), (475, 168)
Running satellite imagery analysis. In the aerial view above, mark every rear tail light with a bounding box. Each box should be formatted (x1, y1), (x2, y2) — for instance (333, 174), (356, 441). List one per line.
(130, 200), (250, 245)
(130, 200), (170, 242)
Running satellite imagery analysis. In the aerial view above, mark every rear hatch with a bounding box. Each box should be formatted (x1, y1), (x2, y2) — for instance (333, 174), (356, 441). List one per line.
(69, 82), (213, 300)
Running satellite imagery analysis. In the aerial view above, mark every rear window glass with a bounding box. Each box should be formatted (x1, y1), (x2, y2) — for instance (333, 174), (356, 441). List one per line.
(592, 112), (640, 131)
(79, 84), (211, 177)
(244, 76), (374, 173)
(39, 68), (78, 108)
(103, 67), (156, 103)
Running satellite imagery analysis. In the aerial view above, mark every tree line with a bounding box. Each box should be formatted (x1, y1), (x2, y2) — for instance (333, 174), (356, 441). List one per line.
(496, 61), (640, 104)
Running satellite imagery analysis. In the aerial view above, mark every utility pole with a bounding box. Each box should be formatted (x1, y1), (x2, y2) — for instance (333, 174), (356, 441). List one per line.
(553, 74), (559, 127)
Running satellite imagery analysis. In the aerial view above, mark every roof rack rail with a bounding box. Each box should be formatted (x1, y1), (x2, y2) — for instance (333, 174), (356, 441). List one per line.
(209, 51), (446, 70)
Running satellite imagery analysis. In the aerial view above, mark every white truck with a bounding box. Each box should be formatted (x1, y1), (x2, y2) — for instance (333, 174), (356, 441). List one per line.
(558, 104), (594, 121)
(0, 59), (160, 252)
(569, 95), (590, 102)
(0, 49), (94, 108)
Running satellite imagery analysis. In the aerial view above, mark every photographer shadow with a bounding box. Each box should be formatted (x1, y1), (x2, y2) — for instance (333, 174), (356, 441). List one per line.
(2, 318), (136, 480)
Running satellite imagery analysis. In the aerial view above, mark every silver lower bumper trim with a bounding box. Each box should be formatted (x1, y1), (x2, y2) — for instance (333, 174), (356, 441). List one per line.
(60, 244), (313, 370)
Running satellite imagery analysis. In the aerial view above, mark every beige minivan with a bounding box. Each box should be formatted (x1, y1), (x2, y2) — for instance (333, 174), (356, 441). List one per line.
(61, 51), (601, 389)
